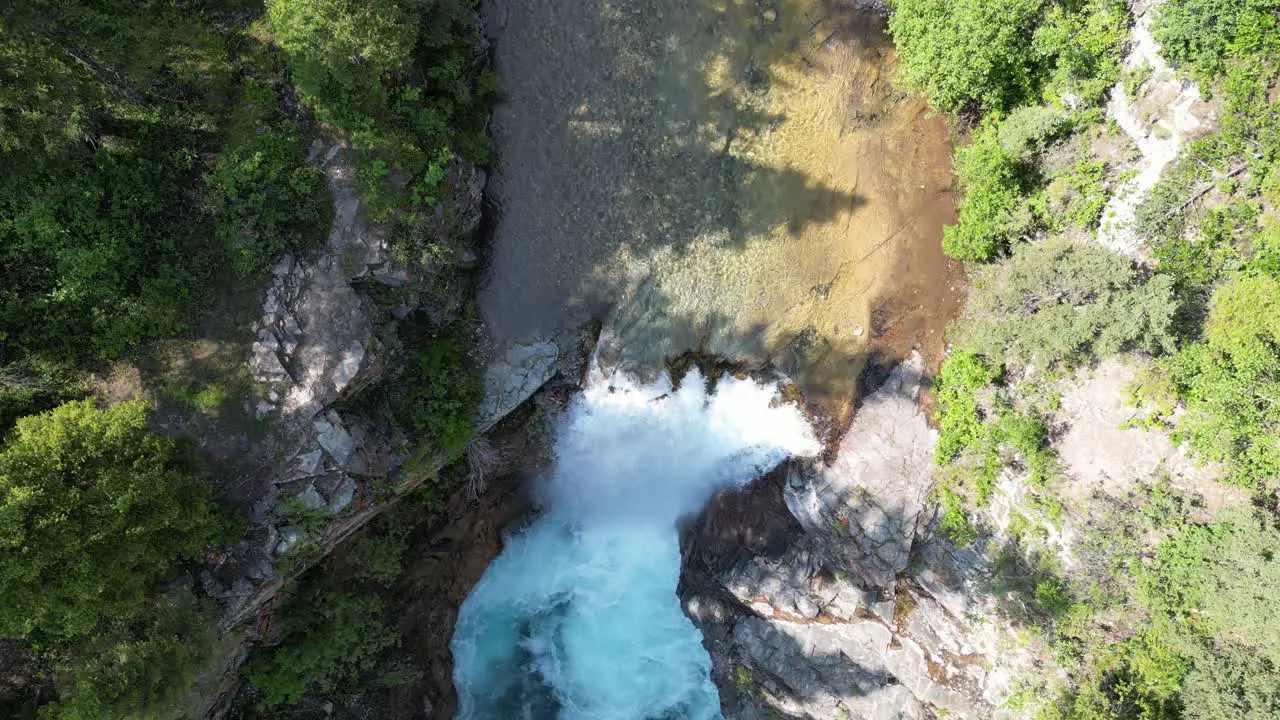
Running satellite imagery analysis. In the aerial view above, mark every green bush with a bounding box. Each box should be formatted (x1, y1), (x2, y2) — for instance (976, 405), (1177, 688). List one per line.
(390, 330), (482, 456)
(1033, 0), (1131, 105)
(1049, 508), (1280, 719)
(1181, 642), (1280, 719)
(207, 127), (326, 277)
(997, 105), (1075, 159)
(1150, 199), (1255, 297)
(1153, 0), (1280, 78)
(0, 361), (85, 437)
(40, 589), (225, 720)
(344, 529), (408, 586)
(244, 590), (399, 707)
(991, 409), (1054, 486)
(0, 400), (226, 642)
(1164, 275), (1280, 487)
(888, 0), (1129, 113)
(1046, 159), (1109, 231)
(1143, 507), (1280, 663)
(265, 0), (488, 213)
(951, 238), (1178, 368)
(888, 0), (1047, 113)
(933, 350), (1001, 463)
(944, 125), (1038, 261)
(0, 0), (233, 365)
(936, 486), (979, 544)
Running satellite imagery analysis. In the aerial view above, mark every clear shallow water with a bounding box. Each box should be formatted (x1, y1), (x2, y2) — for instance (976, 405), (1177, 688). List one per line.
(451, 368), (820, 719)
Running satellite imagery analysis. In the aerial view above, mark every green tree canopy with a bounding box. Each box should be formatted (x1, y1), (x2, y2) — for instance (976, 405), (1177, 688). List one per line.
(887, 0), (1129, 114)
(0, 400), (225, 642)
(1153, 0), (1280, 78)
(39, 588), (225, 720)
(942, 123), (1038, 260)
(1143, 507), (1280, 663)
(951, 238), (1178, 367)
(0, 0), (232, 364)
(888, 0), (1048, 113)
(1166, 275), (1280, 487)
(263, 0), (488, 217)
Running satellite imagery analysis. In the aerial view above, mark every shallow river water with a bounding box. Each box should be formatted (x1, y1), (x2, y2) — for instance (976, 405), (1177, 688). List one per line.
(478, 0), (961, 424)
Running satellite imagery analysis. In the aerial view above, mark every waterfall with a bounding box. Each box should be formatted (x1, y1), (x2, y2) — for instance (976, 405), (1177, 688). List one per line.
(451, 366), (820, 719)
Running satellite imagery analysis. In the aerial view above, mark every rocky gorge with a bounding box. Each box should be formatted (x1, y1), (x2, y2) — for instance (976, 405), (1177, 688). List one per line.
(5, 0), (1274, 717)
(157, 1), (1248, 718)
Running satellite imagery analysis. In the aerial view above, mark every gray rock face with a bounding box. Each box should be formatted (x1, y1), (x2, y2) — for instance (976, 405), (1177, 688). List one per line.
(328, 476), (357, 513)
(476, 339), (560, 430)
(785, 357), (935, 590)
(314, 413), (355, 467)
(209, 140), (497, 636)
(681, 355), (1031, 719)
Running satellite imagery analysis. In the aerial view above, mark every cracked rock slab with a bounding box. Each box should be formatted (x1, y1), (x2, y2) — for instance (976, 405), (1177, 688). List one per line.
(786, 352), (935, 589)
(476, 339), (559, 429)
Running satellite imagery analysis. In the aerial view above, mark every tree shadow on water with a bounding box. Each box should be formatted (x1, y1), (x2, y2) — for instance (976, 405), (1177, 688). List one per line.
(478, 0), (878, 340)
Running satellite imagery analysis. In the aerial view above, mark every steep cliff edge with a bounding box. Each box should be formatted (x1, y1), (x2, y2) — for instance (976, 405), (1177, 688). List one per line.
(681, 356), (1033, 719)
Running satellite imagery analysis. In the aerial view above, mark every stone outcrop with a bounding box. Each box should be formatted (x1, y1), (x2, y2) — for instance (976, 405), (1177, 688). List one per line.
(476, 338), (560, 431)
(201, 137), (507, 639)
(1096, 1), (1215, 260)
(681, 355), (1033, 719)
(1055, 358), (1248, 517)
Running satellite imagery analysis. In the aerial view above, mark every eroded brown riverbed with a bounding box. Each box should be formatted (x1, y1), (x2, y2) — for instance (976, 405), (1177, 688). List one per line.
(480, 0), (961, 424)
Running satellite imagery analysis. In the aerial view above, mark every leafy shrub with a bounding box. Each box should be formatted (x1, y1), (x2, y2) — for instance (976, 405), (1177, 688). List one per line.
(1033, 0), (1131, 105)
(1164, 275), (1280, 486)
(933, 350), (1001, 463)
(1143, 507), (1280, 663)
(0, 400), (227, 642)
(888, 0), (1129, 113)
(0, 150), (218, 364)
(39, 589), (225, 720)
(997, 105), (1075, 159)
(991, 409), (1054, 487)
(265, 0), (488, 212)
(1150, 199), (1255, 299)
(1181, 641), (1280, 719)
(244, 590), (399, 707)
(944, 125), (1038, 261)
(888, 0), (1049, 113)
(951, 238), (1178, 368)
(207, 129), (326, 277)
(1153, 0), (1280, 78)
(0, 361), (85, 437)
(0, 0), (233, 365)
(390, 331), (482, 456)
(936, 487), (979, 544)
(1045, 508), (1280, 719)
(344, 528), (407, 586)
(1046, 159), (1108, 231)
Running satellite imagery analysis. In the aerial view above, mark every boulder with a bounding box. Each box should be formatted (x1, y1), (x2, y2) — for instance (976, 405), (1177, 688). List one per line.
(476, 339), (560, 429)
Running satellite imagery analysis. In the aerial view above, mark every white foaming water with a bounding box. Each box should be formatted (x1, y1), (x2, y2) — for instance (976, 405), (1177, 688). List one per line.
(451, 367), (820, 719)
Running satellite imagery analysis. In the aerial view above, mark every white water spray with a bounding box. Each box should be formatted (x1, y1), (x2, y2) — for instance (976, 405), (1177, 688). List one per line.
(451, 366), (820, 719)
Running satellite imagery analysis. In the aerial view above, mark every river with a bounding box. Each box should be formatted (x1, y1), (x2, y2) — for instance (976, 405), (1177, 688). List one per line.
(477, 0), (962, 427)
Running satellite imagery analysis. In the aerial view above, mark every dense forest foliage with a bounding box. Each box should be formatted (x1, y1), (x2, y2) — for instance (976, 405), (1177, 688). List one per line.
(889, 0), (1280, 716)
(0, 0), (488, 716)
